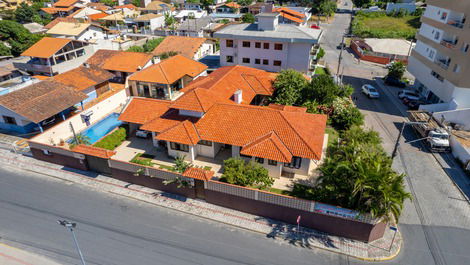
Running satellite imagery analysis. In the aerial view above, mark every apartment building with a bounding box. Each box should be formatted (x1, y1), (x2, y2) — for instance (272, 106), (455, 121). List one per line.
(407, 0), (470, 110)
(214, 13), (322, 74)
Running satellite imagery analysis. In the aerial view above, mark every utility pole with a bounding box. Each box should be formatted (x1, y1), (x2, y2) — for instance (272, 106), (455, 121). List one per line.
(392, 121), (427, 159)
(69, 122), (78, 144)
(58, 220), (86, 265)
(336, 34), (345, 77)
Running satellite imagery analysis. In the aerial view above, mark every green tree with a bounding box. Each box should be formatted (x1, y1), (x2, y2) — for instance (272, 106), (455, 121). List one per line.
(100, 0), (117, 6)
(237, 0), (253, 6)
(127, 45), (145, 52)
(271, 69), (308, 106)
(222, 158), (273, 189)
(387, 61), (406, 80)
(303, 75), (352, 105)
(0, 20), (44, 56)
(143, 37), (165, 52)
(318, 0), (336, 17)
(0, 43), (11, 56)
(241, 13), (255, 23)
(352, 0), (372, 8)
(164, 12), (176, 30)
(15, 2), (35, 23)
(70, 134), (91, 146)
(158, 51), (179, 59)
(173, 156), (193, 173)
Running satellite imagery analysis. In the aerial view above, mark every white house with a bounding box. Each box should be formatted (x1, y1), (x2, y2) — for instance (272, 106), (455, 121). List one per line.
(46, 22), (107, 42)
(214, 13), (322, 74)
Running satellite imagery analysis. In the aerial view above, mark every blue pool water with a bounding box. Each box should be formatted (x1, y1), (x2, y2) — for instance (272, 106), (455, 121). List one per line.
(77, 113), (123, 144)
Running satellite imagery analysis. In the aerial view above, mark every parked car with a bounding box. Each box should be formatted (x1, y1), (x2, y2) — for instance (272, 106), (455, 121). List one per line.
(310, 24), (320, 29)
(136, 129), (150, 138)
(398, 90), (420, 101)
(385, 76), (406, 88)
(337, 43), (346, 49)
(361, 84), (380, 98)
(403, 98), (425, 110)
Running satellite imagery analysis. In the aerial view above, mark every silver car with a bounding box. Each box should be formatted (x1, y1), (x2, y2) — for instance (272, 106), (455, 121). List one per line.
(361, 84), (380, 98)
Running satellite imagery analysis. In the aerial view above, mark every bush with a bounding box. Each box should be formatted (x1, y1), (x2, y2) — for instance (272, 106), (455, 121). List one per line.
(271, 69), (309, 106)
(158, 51), (179, 59)
(316, 47), (325, 59)
(94, 127), (127, 150)
(0, 20), (44, 56)
(303, 75), (352, 105)
(222, 157), (273, 189)
(130, 153), (155, 166)
(330, 97), (364, 130)
(143, 37), (165, 52)
(242, 13), (255, 23)
(127, 46), (145, 52)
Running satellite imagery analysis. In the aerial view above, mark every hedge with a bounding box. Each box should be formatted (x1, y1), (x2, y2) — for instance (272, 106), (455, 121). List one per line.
(93, 127), (126, 150)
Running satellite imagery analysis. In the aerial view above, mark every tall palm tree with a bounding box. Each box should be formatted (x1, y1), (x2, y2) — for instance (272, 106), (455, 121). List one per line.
(70, 133), (91, 146)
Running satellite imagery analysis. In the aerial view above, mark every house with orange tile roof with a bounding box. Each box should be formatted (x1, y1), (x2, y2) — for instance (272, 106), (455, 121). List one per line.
(46, 22), (107, 42)
(40, 0), (86, 18)
(127, 54), (208, 101)
(216, 2), (240, 14)
(85, 50), (154, 83)
(273, 6), (310, 27)
(152, 36), (215, 61)
(117, 65), (328, 179)
(67, 7), (103, 20)
(14, 37), (95, 76)
(52, 65), (114, 104)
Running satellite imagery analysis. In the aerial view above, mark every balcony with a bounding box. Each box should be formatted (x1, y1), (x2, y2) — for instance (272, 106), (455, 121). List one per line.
(447, 19), (465, 28)
(434, 58), (450, 70)
(440, 39), (457, 49)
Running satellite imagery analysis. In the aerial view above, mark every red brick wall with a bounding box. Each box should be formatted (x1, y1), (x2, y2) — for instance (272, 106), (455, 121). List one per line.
(31, 148), (88, 171)
(350, 41), (408, 65)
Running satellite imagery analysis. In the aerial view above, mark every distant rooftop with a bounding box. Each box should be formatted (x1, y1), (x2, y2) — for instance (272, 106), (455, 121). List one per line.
(214, 23), (322, 43)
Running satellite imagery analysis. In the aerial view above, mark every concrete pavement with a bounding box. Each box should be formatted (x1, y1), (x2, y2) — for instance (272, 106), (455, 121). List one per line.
(0, 243), (62, 265)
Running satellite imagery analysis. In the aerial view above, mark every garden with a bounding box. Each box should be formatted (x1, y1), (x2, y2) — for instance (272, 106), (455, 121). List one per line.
(352, 11), (421, 40)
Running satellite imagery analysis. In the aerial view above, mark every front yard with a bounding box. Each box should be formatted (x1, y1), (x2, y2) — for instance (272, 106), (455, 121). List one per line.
(352, 12), (421, 39)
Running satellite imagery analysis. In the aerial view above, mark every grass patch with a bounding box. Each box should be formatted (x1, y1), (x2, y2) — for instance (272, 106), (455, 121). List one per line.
(314, 67), (327, 76)
(130, 153), (155, 166)
(93, 127), (126, 150)
(309, 14), (334, 23)
(203, 166), (212, 171)
(267, 187), (292, 196)
(325, 126), (339, 147)
(352, 12), (420, 39)
(155, 163), (176, 171)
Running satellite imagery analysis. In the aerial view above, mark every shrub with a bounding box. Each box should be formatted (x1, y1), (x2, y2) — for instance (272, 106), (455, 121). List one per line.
(222, 158), (273, 189)
(330, 97), (364, 130)
(130, 153), (155, 166)
(127, 46), (145, 52)
(172, 155), (193, 173)
(271, 69), (309, 106)
(316, 47), (325, 59)
(242, 13), (255, 23)
(143, 37), (165, 52)
(303, 75), (352, 105)
(94, 127), (127, 150)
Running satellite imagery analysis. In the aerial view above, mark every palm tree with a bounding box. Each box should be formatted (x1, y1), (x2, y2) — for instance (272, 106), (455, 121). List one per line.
(70, 133), (91, 146)
(164, 12), (176, 31)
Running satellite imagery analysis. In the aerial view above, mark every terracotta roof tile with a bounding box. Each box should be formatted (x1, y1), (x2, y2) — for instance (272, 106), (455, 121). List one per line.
(0, 80), (87, 123)
(183, 167), (214, 181)
(273, 7), (305, 18)
(169, 87), (231, 113)
(72, 144), (116, 159)
(240, 131), (292, 163)
(44, 17), (79, 29)
(32, 75), (50, 80)
(88, 12), (108, 21)
(195, 104), (327, 160)
(52, 65), (114, 91)
(268, 104), (307, 113)
(157, 120), (200, 145)
(53, 0), (78, 8)
(119, 97), (171, 125)
(86, 50), (153, 73)
(41, 6), (75, 14)
(152, 36), (207, 59)
(278, 12), (303, 23)
(224, 2), (240, 8)
(113, 4), (136, 9)
(128, 54), (207, 84)
(21, 37), (72, 58)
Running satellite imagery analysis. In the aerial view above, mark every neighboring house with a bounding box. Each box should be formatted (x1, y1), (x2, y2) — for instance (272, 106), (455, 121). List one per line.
(0, 64), (38, 96)
(23, 23), (47, 34)
(176, 17), (213, 37)
(385, 1), (416, 14)
(14, 37), (94, 76)
(133, 13), (165, 31)
(214, 13), (323, 74)
(44, 17), (79, 30)
(139, 0), (172, 14)
(174, 9), (207, 22)
(85, 49), (154, 83)
(68, 6), (103, 19)
(41, 0), (82, 18)
(248, 2), (269, 15)
(127, 54), (208, 100)
(407, 0), (470, 110)
(119, 65), (327, 178)
(46, 22), (107, 41)
(152, 36), (215, 60)
(273, 7), (308, 27)
(52, 65), (114, 104)
(0, 79), (87, 134)
(216, 2), (240, 14)
(184, 2), (203, 11)
(350, 38), (413, 65)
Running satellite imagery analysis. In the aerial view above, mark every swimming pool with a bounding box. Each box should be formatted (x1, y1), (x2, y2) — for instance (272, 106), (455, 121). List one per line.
(77, 113), (123, 144)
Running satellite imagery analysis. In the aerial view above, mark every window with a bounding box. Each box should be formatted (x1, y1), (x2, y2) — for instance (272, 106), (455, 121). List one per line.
(226, 39), (234, 47)
(255, 58), (261, 64)
(428, 50), (435, 59)
(434, 31), (440, 40)
(255, 157), (264, 164)
(262, 59), (269, 65)
(242, 57), (250, 63)
(453, 64), (461, 73)
(255, 42), (261, 48)
(170, 142), (189, 152)
(263, 43), (269, 49)
(441, 12), (447, 20)
(274, 43), (283, 50)
(284, 157), (302, 169)
(3, 116), (16, 125)
(462, 43), (469, 53)
(199, 140), (212, 146)
(431, 71), (444, 82)
(42, 149), (51, 156)
(268, 160), (277, 166)
(273, 60), (282, 66)
(242, 41), (250, 47)
(226, 55), (233, 63)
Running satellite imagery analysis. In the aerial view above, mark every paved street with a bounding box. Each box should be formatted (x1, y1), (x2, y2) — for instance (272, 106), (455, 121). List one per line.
(321, 2), (470, 265)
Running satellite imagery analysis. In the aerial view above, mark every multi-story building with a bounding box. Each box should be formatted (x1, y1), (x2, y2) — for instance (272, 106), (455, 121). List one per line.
(407, 0), (470, 110)
(214, 13), (322, 74)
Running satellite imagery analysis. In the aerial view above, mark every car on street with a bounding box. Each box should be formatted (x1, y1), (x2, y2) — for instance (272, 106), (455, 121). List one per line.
(403, 98), (426, 110)
(398, 90), (420, 101)
(361, 84), (380, 98)
(384, 76), (406, 88)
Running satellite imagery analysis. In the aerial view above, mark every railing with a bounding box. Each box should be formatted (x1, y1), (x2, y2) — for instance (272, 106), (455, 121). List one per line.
(435, 60), (450, 70)
(440, 39), (457, 49)
(447, 19), (464, 28)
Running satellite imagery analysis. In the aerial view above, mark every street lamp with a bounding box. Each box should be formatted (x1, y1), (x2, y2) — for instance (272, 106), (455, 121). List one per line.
(57, 220), (87, 265)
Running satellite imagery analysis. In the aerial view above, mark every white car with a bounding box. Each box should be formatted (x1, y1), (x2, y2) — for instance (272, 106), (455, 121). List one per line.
(398, 90), (420, 101)
(136, 129), (150, 138)
(361, 84), (380, 98)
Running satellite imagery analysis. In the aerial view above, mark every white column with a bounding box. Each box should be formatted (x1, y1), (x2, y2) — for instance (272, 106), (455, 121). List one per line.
(151, 132), (158, 147)
(189, 145), (196, 161)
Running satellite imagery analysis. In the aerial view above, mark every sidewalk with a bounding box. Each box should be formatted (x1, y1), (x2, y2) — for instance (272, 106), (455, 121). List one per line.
(0, 243), (61, 265)
(0, 149), (402, 261)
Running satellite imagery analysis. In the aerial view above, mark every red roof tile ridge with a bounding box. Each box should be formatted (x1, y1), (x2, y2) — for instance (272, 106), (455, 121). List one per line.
(279, 111), (319, 160)
(183, 120), (200, 144)
(245, 130), (292, 156)
(157, 63), (170, 84)
(240, 73), (269, 95)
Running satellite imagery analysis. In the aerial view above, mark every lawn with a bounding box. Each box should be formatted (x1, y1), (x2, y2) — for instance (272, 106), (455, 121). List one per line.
(314, 67), (327, 76)
(352, 12), (421, 39)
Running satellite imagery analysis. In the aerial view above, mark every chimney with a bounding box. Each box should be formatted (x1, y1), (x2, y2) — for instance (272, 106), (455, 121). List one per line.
(233, 89), (242, 104)
(256, 13), (279, 31)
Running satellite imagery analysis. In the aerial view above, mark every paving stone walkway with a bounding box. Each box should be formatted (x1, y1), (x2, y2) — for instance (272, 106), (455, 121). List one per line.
(0, 149), (401, 261)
